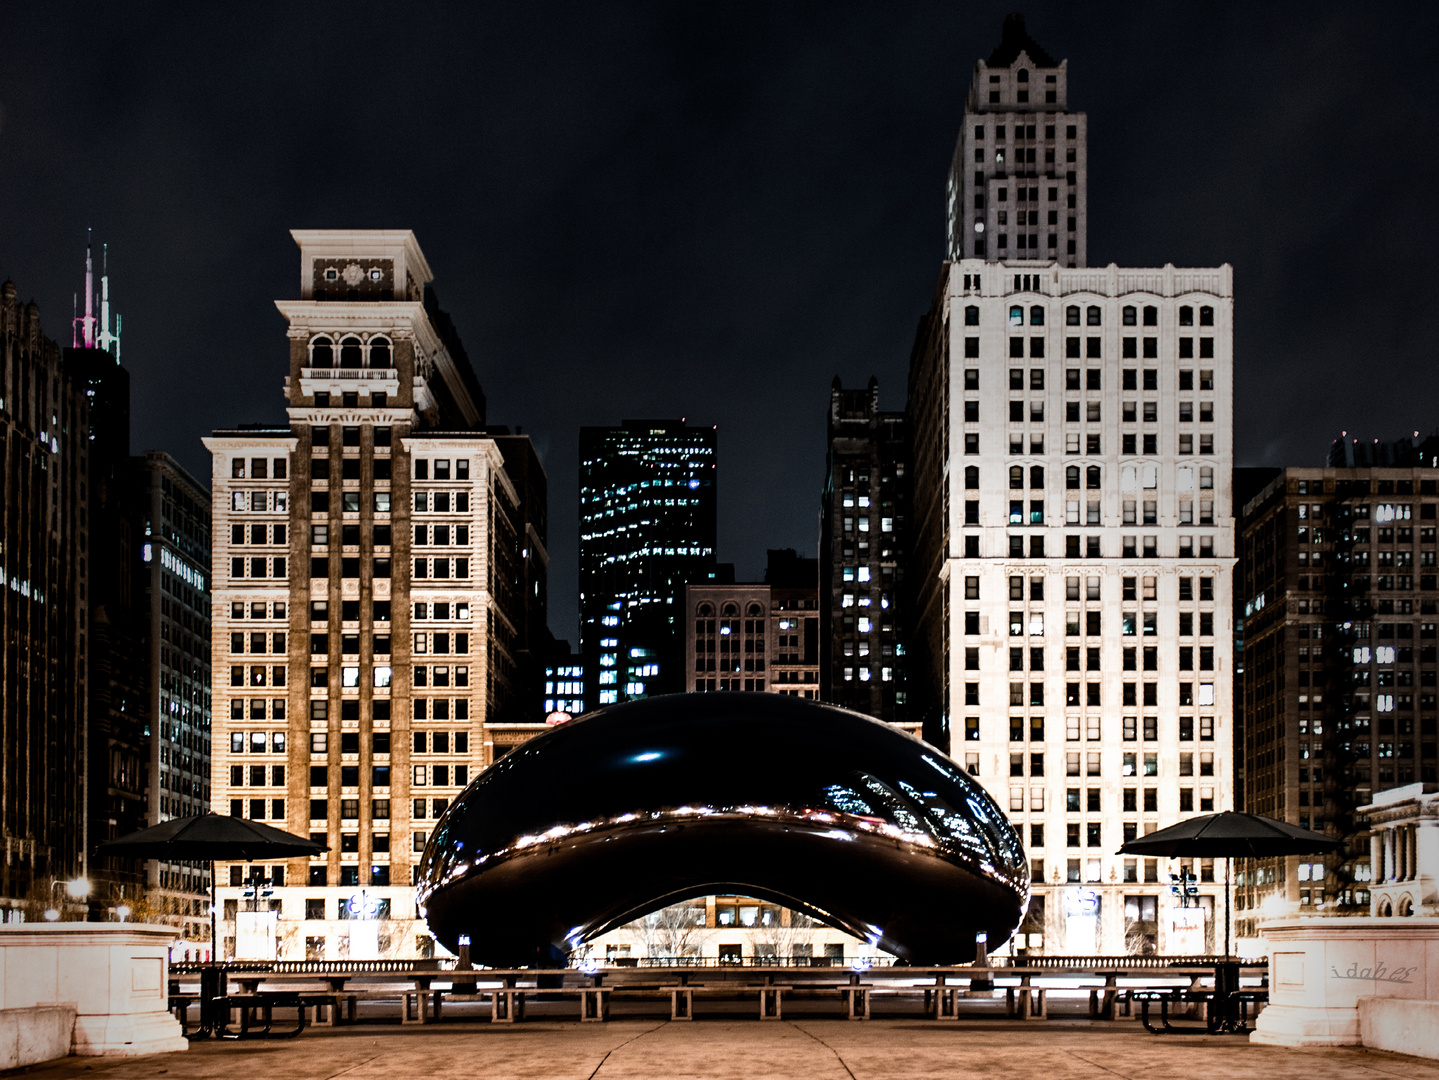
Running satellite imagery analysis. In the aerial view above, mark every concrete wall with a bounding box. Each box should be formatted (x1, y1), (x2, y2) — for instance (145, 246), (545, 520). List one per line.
(1251, 917), (1439, 1048)
(0, 924), (186, 1056)
(1359, 997), (1439, 1060)
(0, 1006), (75, 1069)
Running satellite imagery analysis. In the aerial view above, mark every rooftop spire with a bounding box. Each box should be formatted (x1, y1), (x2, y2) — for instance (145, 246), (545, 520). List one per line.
(97, 242), (120, 363)
(73, 229), (96, 349)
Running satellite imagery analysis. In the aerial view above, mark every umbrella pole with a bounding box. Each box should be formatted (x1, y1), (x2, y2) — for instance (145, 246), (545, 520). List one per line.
(210, 860), (218, 963)
(1225, 856), (1232, 960)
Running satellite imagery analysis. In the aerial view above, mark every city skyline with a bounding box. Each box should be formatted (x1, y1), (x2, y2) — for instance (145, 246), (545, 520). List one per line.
(3, 2), (1439, 646)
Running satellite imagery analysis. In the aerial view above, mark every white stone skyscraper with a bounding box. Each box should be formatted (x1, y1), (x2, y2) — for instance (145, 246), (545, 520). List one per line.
(946, 14), (1088, 268)
(911, 18), (1235, 956)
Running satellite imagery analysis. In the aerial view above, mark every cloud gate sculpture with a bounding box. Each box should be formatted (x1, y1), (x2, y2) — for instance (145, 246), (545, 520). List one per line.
(417, 693), (1029, 966)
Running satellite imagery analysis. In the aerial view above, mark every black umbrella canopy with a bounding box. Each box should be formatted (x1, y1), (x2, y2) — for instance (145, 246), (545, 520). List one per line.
(95, 813), (326, 861)
(1117, 811), (1342, 859)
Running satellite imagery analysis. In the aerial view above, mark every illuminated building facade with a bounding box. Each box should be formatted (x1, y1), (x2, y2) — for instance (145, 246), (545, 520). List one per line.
(819, 378), (910, 722)
(578, 420), (717, 706)
(908, 19), (1235, 955)
(946, 13), (1087, 267)
(543, 640), (585, 718)
(206, 230), (545, 959)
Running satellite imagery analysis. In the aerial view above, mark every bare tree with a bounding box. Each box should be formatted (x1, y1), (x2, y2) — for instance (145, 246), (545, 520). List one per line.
(630, 901), (711, 960)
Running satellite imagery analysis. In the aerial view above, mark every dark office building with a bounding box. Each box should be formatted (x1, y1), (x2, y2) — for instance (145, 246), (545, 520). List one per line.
(1235, 442), (1439, 940)
(490, 431), (550, 723)
(66, 340), (151, 908)
(0, 281), (89, 919)
(579, 420), (717, 706)
(819, 378), (911, 725)
(135, 451), (212, 949)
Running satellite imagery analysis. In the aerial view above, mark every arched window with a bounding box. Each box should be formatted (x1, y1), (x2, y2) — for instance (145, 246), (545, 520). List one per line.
(1379, 899), (1393, 918)
(1030, 465), (1044, 489)
(1086, 305), (1102, 326)
(368, 335), (392, 368)
(1017, 68), (1029, 82)
(1143, 305), (1158, 326)
(1179, 305), (1194, 326)
(1122, 305), (1137, 326)
(746, 602), (764, 617)
(965, 465), (980, 490)
(339, 335), (362, 368)
(1009, 466), (1024, 490)
(1199, 305), (1214, 326)
(964, 304), (979, 326)
(1399, 896), (1414, 916)
(1086, 465), (1101, 489)
(721, 603), (739, 617)
(697, 603), (714, 617)
(1029, 305), (1044, 326)
(1009, 305), (1024, 326)
(311, 336), (333, 367)
(1066, 466), (1080, 489)
(1066, 305), (1080, 326)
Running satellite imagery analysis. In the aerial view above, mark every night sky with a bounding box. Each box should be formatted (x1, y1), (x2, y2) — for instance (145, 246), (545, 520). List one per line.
(3, 2), (1437, 643)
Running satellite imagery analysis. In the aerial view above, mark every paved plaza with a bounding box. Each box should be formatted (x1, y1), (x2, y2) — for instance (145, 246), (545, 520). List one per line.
(10, 1021), (1437, 1080)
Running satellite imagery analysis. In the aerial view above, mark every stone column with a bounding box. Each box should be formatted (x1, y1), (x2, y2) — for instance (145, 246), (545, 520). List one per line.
(1417, 818), (1439, 914)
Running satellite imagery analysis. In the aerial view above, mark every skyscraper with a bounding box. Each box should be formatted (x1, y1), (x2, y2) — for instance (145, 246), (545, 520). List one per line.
(909, 18), (1235, 955)
(135, 450), (212, 951)
(579, 421), (717, 706)
(65, 241), (152, 912)
(819, 378), (910, 723)
(1235, 445), (1439, 941)
(0, 280), (89, 919)
(945, 13), (1088, 267)
(206, 229), (544, 960)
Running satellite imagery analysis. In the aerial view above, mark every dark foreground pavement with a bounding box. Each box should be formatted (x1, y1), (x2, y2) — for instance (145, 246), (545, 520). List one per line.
(8, 1020), (1438, 1080)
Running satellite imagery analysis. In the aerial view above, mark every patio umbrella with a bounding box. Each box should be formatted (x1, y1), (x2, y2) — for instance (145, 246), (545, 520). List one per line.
(1118, 811), (1341, 959)
(97, 813), (326, 957)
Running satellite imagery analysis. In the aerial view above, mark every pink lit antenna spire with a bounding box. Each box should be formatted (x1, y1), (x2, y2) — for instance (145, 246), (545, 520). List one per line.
(73, 230), (96, 348)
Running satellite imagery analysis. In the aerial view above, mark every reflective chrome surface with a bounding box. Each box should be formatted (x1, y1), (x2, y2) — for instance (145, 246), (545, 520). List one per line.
(418, 693), (1028, 966)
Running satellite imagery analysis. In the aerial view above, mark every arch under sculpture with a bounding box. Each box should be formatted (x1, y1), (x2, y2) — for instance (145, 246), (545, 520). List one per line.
(417, 693), (1029, 967)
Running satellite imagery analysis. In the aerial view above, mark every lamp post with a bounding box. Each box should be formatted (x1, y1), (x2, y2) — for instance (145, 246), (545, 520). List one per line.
(44, 877), (91, 921)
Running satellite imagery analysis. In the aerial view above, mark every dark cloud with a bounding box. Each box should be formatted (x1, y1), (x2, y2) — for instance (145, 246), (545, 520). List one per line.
(3, 1), (1437, 642)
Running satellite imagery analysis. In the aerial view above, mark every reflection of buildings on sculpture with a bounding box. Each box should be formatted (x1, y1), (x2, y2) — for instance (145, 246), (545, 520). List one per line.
(205, 229), (548, 961)
(906, 16), (1234, 955)
(1360, 782), (1438, 917)
(582, 897), (886, 967)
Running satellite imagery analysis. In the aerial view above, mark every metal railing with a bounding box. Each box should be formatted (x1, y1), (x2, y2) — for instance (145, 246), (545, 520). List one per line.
(173, 953), (1265, 977)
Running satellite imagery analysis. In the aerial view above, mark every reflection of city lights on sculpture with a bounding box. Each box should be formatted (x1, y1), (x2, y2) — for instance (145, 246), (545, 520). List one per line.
(418, 693), (1028, 967)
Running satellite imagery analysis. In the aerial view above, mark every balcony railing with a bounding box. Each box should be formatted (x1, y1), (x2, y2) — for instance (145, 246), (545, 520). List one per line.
(301, 368), (398, 381)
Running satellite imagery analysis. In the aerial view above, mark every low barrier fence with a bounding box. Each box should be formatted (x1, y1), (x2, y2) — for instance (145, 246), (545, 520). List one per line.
(174, 954), (1266, 976)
